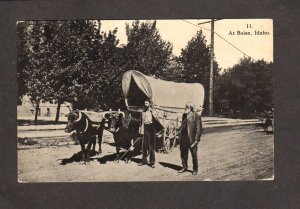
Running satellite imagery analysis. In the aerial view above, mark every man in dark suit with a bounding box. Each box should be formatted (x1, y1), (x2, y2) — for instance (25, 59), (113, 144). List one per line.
(178, 102), (202, 175)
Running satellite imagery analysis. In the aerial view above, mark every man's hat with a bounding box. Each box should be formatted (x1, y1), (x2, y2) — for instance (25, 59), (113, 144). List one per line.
(185, 101), (195, 111)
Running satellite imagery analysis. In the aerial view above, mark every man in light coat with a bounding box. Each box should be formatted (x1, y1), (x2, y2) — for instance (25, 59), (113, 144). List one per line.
(138, 100), (163, 168)
(178, 102), (202, 175)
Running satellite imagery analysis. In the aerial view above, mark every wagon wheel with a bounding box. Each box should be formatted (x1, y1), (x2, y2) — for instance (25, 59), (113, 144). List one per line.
(163, 122), (177, 153)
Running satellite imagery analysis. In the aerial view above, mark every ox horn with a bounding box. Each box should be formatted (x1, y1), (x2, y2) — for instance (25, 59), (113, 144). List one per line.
(74, 111), (82, 122)
(119, 110), (125, 118)
(104, 112), (110, 119)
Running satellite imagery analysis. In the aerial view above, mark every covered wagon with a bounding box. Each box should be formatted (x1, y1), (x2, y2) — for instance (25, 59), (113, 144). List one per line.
(122, 70), (205, 152)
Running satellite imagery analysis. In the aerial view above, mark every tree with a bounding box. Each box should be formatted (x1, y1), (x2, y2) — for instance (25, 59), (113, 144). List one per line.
(158, 56), (188, 82)
(40, 20), (106, 123)
(18, 21), (125, 123)
(124, 20), (173, 76)
(17, 20), (123, 124)
(178, 30), (220, 113)
(17, 21), (30, 104)
(216, 57), (273, 117)
(17, 21), (52, 124)
(69, 25), (126, 111)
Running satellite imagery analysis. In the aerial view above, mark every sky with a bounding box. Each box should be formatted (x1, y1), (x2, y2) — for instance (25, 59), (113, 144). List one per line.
(100, 19), (273, 70)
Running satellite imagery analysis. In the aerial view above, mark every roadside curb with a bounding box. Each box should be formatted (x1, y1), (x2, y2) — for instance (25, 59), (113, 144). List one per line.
(17, 122), (261, 140)
(204, 121), (261, 129)
(18, 124), (67, 132)
(17, 119), (261, 132)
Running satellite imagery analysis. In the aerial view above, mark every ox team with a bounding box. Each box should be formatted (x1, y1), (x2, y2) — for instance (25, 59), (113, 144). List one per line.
(66, 100), (202, 176)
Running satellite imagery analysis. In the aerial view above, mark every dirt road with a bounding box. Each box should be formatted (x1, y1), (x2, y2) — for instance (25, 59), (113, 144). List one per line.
(18, 125), (273, 182)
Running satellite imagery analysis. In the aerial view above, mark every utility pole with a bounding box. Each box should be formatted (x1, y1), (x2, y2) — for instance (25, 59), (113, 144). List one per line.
(209, 19), (214, 116)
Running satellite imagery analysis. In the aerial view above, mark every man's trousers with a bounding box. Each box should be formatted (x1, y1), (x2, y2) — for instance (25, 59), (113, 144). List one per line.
(142, 124), (156, 165)
(180, 135), (198, 172)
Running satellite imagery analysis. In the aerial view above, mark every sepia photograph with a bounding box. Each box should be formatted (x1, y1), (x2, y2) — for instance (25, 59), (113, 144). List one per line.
(17, 19), (274, 182)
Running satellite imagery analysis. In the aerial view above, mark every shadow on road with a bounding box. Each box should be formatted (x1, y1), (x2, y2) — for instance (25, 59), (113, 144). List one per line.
(159, 162), (182, 171)
(60, 152), (82, 165)
(59, 141), (142, 165)
(129, 157), (142, 164)
(95, 153), (119, 164)
(159, 162), (193, 173)
(60, 150), (98, 165)
(91, 151), (142, 164)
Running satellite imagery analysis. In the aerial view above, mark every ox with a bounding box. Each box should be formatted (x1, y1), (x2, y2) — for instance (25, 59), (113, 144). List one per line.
(65, 110), (107, 162)
(105, 111), (142, 162)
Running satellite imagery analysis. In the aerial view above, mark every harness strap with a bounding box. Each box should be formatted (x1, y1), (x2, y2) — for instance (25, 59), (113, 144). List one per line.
(77, 119), (89, 134)
(83, 119), (89, 133)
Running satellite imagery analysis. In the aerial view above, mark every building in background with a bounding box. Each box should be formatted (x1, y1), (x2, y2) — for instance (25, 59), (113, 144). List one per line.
(17, 95), (71, 119)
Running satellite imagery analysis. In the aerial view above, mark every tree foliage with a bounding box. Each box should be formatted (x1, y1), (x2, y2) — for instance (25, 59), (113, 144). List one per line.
(159, 56), (185, 82)
(17, 20), (273, 122)
(215, 57), (273, 116)
(17, 21), (52, 124)
(177, 30), (220, 113)
(124, 20), (173, 76)
(17, 20), (174, 119)
(17, 22), (30, 104)
(17, 20), (123, 123)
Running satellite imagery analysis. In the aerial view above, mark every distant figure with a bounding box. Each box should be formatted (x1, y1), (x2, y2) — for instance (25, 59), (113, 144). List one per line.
(178, 102), (202, 175)
(46, 108), (50, 117)
(138, 99), (163, 168)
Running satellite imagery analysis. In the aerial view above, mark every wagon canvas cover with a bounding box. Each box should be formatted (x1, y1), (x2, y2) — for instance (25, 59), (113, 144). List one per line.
(122, 70), (205, 113)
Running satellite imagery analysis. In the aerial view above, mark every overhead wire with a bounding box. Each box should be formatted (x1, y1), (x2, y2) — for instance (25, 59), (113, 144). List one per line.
(181, 19), (273, 71)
